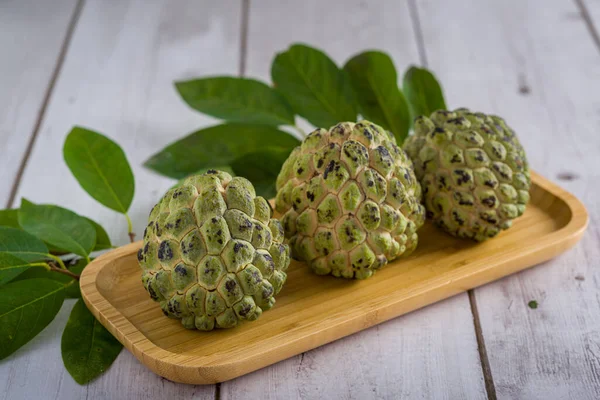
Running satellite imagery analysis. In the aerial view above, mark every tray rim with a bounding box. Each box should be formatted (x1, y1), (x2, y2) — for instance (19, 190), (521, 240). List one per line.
(80, 171), (589, 384)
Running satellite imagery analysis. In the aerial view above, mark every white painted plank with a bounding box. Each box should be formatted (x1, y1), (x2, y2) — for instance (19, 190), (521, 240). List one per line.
(415, 0), (600, 398)
(0, 0), (242, 398)
(0, 0), (77, 206)
(222, 295), (485, 400)
(0, 300), (77, 400)
(221, 1), (487, 399)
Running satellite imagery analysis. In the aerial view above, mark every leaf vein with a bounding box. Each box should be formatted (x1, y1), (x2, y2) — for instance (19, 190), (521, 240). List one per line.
(0, 286), (63, 319)
(366, 72), (398, 134)
(84, 317), (98, 379)
(288, 58), (348, 122)
(80, 142), (126, 213)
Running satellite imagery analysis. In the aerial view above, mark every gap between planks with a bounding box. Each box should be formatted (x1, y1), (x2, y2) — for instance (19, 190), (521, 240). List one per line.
(238, 0), (250, 77)
(407, 0), (429, 68)
(574, 0), (600, 52)
(406, 0), (497, 398)
(468, 291), (498, 400)
(5, 0), (85, 209)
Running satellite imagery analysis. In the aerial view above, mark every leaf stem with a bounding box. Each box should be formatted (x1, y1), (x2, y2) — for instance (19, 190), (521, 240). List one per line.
(30, 262), (52, 271)
(45, 253), (67, 270)
(293, 125), (308, 138)
(125, 213), (135, 243)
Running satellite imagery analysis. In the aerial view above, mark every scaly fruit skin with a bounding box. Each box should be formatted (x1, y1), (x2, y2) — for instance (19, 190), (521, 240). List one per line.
(403, 108), (530, 242)
(275, 121), (425, 279)
(138, 170), (290, 331)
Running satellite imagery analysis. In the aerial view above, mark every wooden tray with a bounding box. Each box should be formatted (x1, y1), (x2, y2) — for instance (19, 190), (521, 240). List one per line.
(80, 171), (588, 385)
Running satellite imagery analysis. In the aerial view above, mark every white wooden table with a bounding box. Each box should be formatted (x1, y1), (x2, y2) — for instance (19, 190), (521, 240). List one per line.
(1, 0), (599, 399)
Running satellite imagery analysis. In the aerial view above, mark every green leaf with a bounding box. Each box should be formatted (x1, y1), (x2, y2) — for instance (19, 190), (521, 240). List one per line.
(344, 51), (411, 143)
(271, 43), (357, 128)
(0, 209), (20, 228)
(62, 299), (122, 384)
(47, 245), (69, 255)
(63, 126), (135, 214)
(402, 66), (447, 120)
(0, 252), (45, 285)
(0, 226), (49, 262)
(231, 148), (292, 199)
(0, 211), (75, 256)
(14, 258), (88, 298)
(144, 123), (300, 179)
(13, 266), (69, 283)
(0, 279), (65, 360)
(19, 199), (96, 258)
(85, 218), (112, 251)
(175, 77), (295, 126)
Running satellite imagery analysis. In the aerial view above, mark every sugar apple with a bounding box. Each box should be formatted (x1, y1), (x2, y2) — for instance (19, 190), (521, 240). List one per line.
(138, 170), (290, 331)
(403, 108), (530, 242)
(275, 121), (425, 279)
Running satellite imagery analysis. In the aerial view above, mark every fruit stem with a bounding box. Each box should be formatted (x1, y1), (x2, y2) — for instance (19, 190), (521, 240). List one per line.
(125, 213), (135, 243)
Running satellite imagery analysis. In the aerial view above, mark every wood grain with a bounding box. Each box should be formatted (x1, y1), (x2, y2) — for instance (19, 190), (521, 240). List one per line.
(231, 1), (488, 397)
(0, 1), (240, 398)
(414, 0), (600, 398)
(80, 172), (587, 385)
(0, 0), (78, 206)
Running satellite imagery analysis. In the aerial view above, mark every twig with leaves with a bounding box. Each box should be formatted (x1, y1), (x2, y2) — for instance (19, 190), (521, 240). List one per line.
(0, 128), (135, 384)
(144, 44), (445, 199)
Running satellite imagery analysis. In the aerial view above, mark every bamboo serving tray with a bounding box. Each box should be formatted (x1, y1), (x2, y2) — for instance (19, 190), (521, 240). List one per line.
(80, 171), (588, 385)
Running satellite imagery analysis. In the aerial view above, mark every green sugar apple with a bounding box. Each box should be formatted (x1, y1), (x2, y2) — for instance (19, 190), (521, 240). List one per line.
(403, 108), (530, 241)
(138, 170), (290, 330)
(275, 121), (425, 279)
